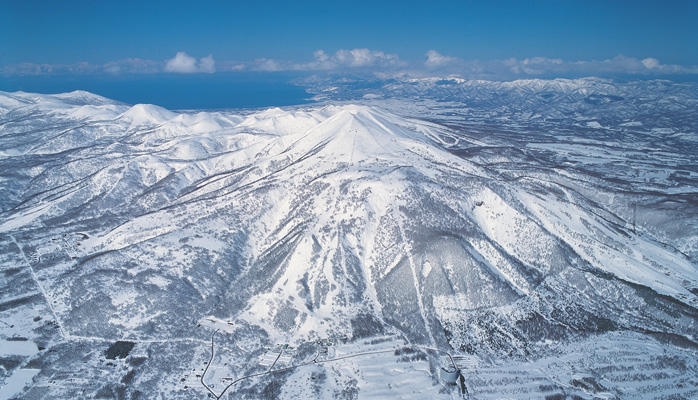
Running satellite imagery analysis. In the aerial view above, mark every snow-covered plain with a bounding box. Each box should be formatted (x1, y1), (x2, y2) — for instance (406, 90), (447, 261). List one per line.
(0, 78), (697, 399)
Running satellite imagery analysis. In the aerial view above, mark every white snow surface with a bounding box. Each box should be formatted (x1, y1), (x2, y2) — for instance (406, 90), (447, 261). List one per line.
(1, 90), (695, 303)
(1, 87), (697, 400)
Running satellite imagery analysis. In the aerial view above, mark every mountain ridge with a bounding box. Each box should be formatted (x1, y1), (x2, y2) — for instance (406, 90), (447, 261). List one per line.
(1, 85), (697, 399)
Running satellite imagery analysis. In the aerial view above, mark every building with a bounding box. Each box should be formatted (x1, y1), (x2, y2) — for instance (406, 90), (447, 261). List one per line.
(440, 367), (460, 385)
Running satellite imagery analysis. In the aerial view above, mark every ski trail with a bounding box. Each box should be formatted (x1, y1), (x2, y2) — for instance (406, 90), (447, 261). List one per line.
(395, 209), (436, 347)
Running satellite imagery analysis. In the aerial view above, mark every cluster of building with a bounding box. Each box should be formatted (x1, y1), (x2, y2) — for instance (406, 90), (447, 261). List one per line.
(29, 232), (89, 263)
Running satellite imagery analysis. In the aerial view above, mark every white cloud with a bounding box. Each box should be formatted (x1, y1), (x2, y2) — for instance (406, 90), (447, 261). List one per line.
(332, 48), (405, 68)
(642, 57), (660, 70)
(199, 55), (215, 73)
(104, 65), (121, 74)
(302, 50), (337, 70)
(1, 61), (102, 76)
(314, 50), (329, 62)
(254, 58), (287, 72)
(103, 58), (162, 74)
(425, 50), (461, 68)
(164, 51), (215, 74)
(259, 48), (407, 71)
(165, 52), (197, 73)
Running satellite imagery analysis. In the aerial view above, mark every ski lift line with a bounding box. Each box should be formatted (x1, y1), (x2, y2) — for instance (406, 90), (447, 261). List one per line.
(8, 234), (67, 339)
(201, 330), (459, 399)
(267, 348), (284, 372)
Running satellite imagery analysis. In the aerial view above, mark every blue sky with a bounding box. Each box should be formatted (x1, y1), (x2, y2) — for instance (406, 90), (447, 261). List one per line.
(1, 0), (697, 78)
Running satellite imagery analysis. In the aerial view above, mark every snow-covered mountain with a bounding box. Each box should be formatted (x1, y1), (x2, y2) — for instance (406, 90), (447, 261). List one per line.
(300, 75), (698, 139)
(1, 81), (697, 399)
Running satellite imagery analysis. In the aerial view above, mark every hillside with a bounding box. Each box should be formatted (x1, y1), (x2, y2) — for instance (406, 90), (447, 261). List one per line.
(1, 81), (697, 399)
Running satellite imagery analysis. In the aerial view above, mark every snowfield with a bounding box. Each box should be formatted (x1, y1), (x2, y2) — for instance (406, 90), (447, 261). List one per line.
(1, 78), (697, 399)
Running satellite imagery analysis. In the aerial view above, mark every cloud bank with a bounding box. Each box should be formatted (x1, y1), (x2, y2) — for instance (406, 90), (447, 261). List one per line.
(421, 50), (698, 78)
(247, 48), (407, 72)
(2, 48), (696, 79)
(323, 48), (406, 69)
(103, 58), (162, 74)
(164, 52), (215, 74)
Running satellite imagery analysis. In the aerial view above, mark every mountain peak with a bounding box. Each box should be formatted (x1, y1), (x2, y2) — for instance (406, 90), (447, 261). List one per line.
(118, 103), (178, 127)
(235, 104), (444, 171)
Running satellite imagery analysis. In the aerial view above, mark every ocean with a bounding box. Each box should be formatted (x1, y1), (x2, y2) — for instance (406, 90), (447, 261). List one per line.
(0, 73), (315, 110)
